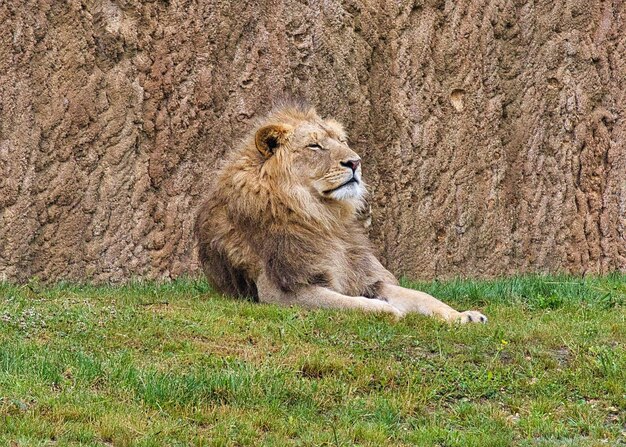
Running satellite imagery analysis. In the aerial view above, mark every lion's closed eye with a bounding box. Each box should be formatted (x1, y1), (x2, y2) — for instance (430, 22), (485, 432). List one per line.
(307, 143), (323, 150)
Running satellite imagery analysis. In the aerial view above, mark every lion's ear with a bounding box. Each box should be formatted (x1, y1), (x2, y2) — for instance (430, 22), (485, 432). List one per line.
(255, 124), (293, 158)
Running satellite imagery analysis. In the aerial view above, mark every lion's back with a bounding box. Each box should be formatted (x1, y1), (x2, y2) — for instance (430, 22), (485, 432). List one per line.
(194, 193), (260, 300)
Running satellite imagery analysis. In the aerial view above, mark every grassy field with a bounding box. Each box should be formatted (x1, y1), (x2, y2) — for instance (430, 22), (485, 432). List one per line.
(0, 275), (625, 446)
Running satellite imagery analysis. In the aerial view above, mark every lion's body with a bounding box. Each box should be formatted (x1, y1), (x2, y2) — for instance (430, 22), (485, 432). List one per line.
(196, 194), (394, 300)
(195, 102), (487, 324)
(195, 105), (395, 301)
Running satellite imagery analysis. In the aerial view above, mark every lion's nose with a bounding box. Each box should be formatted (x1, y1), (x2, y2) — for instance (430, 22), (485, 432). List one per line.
(340, 159), (361, 172)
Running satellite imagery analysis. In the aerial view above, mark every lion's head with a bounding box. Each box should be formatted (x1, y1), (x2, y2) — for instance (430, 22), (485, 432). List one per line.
(251, 103), (366, 209)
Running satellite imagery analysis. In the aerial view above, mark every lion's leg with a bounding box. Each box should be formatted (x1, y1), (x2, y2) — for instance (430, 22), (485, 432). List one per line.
(378, 283), (487, 324)
(257, 274), (401, 317)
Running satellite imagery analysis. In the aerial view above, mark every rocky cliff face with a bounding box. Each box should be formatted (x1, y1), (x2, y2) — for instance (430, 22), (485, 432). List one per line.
(1, 0), (624, 283)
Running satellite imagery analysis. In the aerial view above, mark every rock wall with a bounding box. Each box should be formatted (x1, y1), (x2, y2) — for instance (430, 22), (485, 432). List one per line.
(1, 0), (624, 283)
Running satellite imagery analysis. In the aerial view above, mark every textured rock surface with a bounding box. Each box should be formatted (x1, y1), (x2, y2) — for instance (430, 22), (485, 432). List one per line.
(1, 0), (625, 283)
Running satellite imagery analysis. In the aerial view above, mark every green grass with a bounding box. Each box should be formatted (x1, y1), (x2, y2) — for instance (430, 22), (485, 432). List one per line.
(0, 274), (625, 446)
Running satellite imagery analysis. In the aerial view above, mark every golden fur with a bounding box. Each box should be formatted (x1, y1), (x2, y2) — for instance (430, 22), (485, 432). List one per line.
(195, 102), (487, 323)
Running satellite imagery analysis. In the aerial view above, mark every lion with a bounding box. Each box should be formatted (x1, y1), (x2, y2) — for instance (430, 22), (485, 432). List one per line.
(194, 101), (487, 323)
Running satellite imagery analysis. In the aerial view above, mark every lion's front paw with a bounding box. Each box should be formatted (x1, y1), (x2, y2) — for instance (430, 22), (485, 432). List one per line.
(457, 310), (488, 324)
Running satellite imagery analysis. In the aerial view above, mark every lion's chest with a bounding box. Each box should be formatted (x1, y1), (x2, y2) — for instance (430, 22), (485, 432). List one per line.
(320, 235), (382, 297)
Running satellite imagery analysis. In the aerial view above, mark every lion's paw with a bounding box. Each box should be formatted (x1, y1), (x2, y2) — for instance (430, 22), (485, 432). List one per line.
(457, 310), (488, 324)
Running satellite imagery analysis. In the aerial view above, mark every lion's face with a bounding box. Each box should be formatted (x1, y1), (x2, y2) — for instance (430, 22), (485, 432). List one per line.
(256, 119), (366, 204)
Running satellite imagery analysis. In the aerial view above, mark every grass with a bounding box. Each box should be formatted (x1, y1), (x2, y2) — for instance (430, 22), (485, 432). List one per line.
(0, 274), (625, 446)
